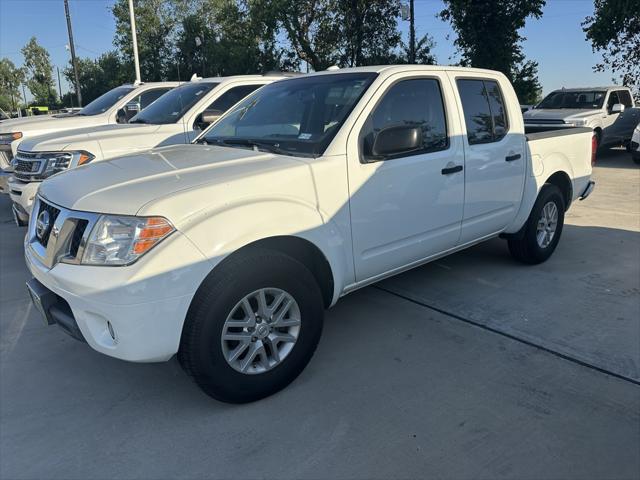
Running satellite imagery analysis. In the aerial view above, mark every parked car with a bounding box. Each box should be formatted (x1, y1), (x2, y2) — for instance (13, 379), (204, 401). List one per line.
(8, 74), (291, 225)
(0, 82), (178, 193)
(523, 86), (639, 149)
(24, 66), (595, 403)
(629, 124), (640, 164)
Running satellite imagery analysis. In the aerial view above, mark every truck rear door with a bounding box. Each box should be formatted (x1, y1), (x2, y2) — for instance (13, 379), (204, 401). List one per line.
(450, 75), (526, 243)
(346, 72), (465, 281)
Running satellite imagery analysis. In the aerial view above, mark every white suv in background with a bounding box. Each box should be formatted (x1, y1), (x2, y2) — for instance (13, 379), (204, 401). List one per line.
(8, 75), (290, 224)
(0, 82), (178, 193)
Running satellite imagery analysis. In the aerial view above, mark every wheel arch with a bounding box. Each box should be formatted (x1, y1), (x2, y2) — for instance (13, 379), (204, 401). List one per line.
(233, 236), (335, 308)
(544, 170), (573, 210)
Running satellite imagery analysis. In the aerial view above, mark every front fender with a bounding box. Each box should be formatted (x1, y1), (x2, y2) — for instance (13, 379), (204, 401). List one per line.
(175, 198), (353, 304)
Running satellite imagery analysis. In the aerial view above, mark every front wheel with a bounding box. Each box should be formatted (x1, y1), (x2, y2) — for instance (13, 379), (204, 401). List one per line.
(178, 248), (324, 403)
(508, 184), (565, 264)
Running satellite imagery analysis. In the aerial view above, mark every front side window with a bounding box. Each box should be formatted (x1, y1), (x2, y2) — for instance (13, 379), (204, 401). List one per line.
(457, 79), (509, 145)
(203, 73), (377, 157)
(607, 91), (620, 111)
(617, 90), (633, 108)
(130, 82), (218, 125)
(537, 90), (606, 110)
(78, 86), (135, 116)
(360, 78), (448, 161)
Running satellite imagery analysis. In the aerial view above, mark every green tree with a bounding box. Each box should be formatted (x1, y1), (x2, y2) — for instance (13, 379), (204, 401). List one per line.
(583, 0), (639, 99)
(0, 58), (25, 112)
(266, 0), (406, 71)
(338, 0), (403, 67)
(21, 37), (58, 105)
(63, 52), (129, 105)
(439, 0), (544, 104)
(112, 0), (177, 81)
(174, 0), (297, 78)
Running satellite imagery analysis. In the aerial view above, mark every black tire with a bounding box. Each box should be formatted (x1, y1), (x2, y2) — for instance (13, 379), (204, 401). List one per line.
(178, 248), (324, 403)
(508, 184), (565, 265)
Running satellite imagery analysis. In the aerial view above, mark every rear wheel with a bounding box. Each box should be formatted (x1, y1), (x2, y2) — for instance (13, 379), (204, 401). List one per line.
(179, 248), (324, 403)
(508, 184), (565, 264)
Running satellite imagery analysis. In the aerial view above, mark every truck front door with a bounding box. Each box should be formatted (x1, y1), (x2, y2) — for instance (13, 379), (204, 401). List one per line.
(604, 89), (639, 145)
(346, 74), (465, 282)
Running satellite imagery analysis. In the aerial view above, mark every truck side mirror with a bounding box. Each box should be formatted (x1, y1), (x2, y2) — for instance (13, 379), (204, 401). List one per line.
(610, 103), (625, 114)
(370, 125), (423, 159)
(195, 109), (224, 130)
(117, 102), (141, 123)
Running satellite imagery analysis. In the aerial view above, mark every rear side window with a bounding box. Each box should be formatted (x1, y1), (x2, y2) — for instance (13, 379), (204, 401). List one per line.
(207, 85), (262, 112)
(361, 78), (448, 160)
(457, 79), (509, 144)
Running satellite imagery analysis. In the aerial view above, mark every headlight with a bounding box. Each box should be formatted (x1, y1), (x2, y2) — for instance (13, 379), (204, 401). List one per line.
(82, 215), (175, 266)
(568, 119), (588, 127)
(42, 151), (94, 178)
(0, 132), (22, 145)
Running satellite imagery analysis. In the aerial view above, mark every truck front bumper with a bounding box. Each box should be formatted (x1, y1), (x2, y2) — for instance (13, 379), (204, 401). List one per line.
(0, 169), (12, 194)
(8, 178), (39, 217)
(24, 230), (213, 363)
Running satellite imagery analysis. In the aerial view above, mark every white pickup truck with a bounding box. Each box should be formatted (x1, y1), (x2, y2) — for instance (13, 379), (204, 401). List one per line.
(8, 75), (289, 224)
(0, 82), (178, 194)
(523, 86), (639, 149)
(24, 66), (595, 403)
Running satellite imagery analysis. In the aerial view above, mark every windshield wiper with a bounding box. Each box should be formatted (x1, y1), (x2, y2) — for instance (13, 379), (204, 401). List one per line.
(208, 138), (291, 156)
(130, 118), (149, 124)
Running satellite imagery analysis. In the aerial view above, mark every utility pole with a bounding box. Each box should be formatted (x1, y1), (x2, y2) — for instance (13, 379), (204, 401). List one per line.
(409, 0), (415, 63)
(64, 0), (82, 107)
(128, 0), (142, 83)
(56, 67), (63, 102)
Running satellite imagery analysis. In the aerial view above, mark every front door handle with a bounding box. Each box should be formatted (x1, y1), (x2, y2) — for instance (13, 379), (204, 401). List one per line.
(506, 154), (521, 162)
(441, 165), (463, 175)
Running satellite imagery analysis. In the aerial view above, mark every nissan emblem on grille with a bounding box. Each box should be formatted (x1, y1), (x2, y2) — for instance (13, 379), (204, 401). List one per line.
(36, 210), (51, 242)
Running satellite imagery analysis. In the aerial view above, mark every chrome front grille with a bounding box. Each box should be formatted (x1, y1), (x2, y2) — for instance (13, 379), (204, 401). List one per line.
(13, 151), (72, 181)
(15, 159), (43, 177)
(28, 196), (99, 269)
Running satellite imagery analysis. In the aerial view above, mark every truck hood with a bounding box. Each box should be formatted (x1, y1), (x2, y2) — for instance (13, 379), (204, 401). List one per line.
(18, 124), (162, 153)
(524, 108), (602, 122)
(0, 113), (107, 136)
(39, 144), (306, 216)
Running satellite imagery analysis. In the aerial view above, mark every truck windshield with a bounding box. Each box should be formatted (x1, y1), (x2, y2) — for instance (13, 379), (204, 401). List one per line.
(202, 72), (377, 157)
(537, 90), (606, 110)
(130, 82), (218, 125)
(77, 86), (135, 116)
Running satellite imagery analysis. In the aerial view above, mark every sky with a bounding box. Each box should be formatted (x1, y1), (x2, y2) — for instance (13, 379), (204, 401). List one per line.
(0, 0), (616, 102)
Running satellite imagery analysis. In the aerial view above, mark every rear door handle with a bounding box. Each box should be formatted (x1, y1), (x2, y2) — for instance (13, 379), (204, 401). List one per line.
(441, 165), (463, 175)
(506, 154), (521, 162)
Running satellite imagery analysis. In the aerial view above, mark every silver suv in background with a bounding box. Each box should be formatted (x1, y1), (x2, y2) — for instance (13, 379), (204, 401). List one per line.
(523, 86), (639, 149)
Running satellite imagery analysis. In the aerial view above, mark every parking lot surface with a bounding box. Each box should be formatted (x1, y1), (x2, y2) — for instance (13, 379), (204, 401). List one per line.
(1, 148), (639, 479)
